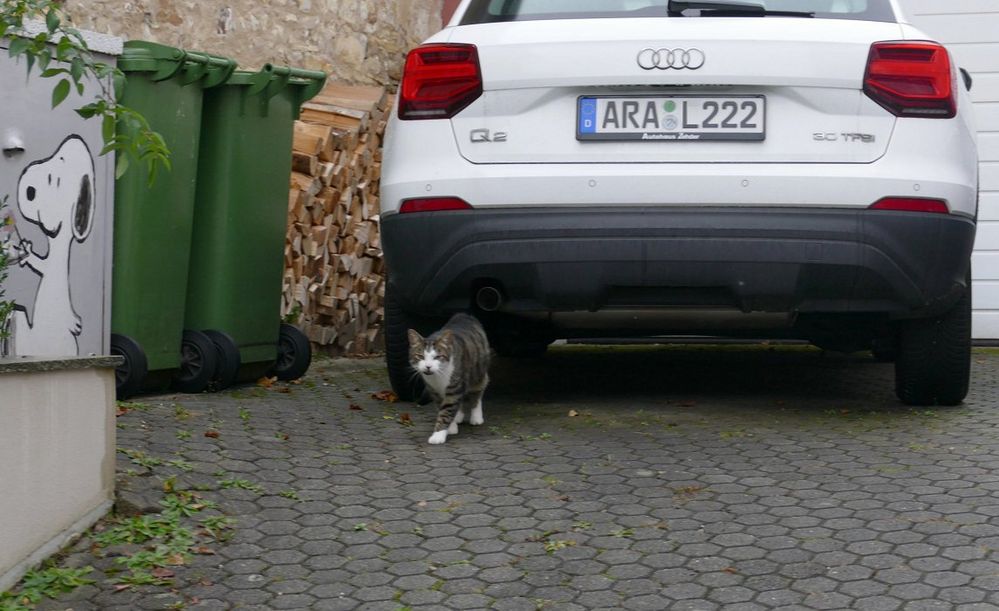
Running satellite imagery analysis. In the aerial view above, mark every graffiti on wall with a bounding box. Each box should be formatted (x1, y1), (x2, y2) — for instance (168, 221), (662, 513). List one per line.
(0, 136), (96, 357)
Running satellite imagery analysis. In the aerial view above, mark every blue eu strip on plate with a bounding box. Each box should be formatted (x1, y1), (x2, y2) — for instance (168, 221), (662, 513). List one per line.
(578, 98), (598, 135)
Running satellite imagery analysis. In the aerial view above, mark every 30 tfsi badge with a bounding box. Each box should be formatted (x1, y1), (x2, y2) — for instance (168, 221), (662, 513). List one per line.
(577, 95), (766, 141)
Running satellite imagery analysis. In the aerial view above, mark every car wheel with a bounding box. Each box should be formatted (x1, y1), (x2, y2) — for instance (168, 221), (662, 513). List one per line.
(173, 330), (218, 394)
(871, 336), (898, 363)
(385, 285), (428, 402)
(895, 278), (971, 406)
(110, 333), (148, 400)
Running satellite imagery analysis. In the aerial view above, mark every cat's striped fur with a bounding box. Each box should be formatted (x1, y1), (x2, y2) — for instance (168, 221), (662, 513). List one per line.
(408, 313), (491, 445)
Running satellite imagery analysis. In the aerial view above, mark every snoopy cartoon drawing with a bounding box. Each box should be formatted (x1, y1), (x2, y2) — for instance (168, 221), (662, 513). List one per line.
(8, 135), (96, 356)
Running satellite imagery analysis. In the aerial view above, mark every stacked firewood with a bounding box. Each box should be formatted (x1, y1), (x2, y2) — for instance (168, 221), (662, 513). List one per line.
(281, 83), (393, 355)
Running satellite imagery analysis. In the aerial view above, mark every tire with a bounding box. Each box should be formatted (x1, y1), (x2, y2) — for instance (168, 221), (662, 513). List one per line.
(272, 323), (312, 381)
(173, 330), (218, 394)
(203, 330), (241, 391)
(895, 279), (972, 406)
(384, 285), (427, 402)
(110, 333), (148, 400)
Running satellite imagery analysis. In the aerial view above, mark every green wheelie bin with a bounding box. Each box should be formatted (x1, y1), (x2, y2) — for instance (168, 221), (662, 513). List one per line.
(111, 41), (237, 399)
(185, 64), (325, 389)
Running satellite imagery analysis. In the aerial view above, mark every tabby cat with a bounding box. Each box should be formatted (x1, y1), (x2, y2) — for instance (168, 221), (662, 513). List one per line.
(408, 313), (491, 445)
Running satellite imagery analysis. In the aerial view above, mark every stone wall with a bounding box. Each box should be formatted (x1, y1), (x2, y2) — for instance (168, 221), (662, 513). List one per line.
(63, 0), (443, 86)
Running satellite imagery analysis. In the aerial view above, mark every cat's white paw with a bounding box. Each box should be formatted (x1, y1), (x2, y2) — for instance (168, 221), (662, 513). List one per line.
(448, 421), (459, 435)
(470, 404), (484, 426)
(454, 410), (465, 424)
(428, 430), (448, 445)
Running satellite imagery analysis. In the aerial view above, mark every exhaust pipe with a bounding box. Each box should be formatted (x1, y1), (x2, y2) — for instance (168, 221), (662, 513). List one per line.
(475, 286), (503, 312)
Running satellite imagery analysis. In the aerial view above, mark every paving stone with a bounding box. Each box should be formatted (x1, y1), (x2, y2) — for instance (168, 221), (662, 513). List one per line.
(23, 351), (999, 611)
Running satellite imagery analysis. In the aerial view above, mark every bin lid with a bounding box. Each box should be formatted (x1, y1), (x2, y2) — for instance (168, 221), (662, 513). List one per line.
(119, 41), (237, 88)
(223, 64), (327, 114)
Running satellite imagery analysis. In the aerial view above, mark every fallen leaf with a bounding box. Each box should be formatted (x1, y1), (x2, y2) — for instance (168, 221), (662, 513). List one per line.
(166, 553), (187, 566)
(114, 584), (132, 593)
(116, 406), (130, 417)
(291, 379), (303, 385)
(276, 387), (291, 394)
(204, 430), (220, 439)
(723, 567), (739, 574)
(399, 413), (412, 425)
(349, 404), (363, 411)
(193, 546), (216, 555)
(257, 377), (277, 388)
(372, 390), (399, 403)
(568, 410), (579, 417)
(151, 567), (176, 578)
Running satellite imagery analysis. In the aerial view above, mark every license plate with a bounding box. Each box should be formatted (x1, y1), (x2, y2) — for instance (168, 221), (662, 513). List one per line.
(577, 95), (766, 142)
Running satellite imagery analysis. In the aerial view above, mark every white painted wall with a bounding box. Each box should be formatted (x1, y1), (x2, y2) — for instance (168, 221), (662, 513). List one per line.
(0, 364), (116, 593)
(897, 0), (999, 338)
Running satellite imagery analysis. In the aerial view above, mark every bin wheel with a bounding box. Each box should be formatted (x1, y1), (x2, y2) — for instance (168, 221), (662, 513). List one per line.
(272, 323), (312, 381)
(203, 330), (241, 391)
(111, 333), (148, 400)
(173, 330), (218, 394)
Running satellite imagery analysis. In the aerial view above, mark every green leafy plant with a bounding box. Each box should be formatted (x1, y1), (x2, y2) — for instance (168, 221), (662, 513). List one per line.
(198, 515), (236, 540)
(1, 0), (170, 181)
(0, 566), (94, 609)
(218, 478), (263, 493)
(0, 250), (12, 343)
(0, 202), (14, 341)
(118, 448), (162, 469)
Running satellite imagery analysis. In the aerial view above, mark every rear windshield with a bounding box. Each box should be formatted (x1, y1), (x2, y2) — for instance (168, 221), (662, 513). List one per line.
(460, 0), (896, 24)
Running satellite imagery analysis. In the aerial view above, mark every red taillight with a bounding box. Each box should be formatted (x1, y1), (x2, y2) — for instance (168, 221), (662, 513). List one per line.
(399, 197), (472, 213)
(864, 42), (956, 118)
(399, 44), (482, 120)
(870, 197), (949, 214)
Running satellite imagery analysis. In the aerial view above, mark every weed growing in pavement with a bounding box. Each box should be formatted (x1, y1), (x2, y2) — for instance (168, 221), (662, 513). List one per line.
(218, 479), (263, 494)
(118, 448), (163, 469)
(0, 566), (94, 610)
(198, 516), (236, 541)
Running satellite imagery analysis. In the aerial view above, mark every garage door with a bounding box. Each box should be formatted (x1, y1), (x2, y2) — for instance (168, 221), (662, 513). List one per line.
(897, 0), (999, 339)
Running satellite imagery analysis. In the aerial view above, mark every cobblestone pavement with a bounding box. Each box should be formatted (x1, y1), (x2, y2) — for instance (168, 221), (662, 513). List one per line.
(26, 345), (999, 610)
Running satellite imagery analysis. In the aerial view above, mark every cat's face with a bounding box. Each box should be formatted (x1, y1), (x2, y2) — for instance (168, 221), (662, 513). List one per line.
(408, 329), (454, 377)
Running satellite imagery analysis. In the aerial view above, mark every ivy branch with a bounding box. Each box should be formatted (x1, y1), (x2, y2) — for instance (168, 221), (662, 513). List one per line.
(0, 202), (13, 341)
(1, 0), (171, 182)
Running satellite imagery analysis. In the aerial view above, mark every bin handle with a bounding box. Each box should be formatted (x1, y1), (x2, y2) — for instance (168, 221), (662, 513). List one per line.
(150, 49), (188, 82)
(254, 64), (327, 108)
(181, 52), (238, 88)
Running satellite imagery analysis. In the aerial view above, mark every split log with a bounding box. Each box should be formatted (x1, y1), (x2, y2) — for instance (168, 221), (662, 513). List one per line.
(282, 81), (394, 356)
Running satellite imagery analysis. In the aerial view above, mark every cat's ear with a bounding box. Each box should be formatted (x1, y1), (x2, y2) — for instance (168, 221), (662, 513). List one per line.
(437, 329), (454, 351)
(408, 329), (423, 346)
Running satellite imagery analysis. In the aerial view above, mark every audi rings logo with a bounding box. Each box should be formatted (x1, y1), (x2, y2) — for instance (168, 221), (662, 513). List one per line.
(637, 48), (706, 70)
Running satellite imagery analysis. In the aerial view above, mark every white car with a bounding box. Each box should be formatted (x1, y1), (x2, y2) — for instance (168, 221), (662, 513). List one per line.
(380, 0), (978, 406)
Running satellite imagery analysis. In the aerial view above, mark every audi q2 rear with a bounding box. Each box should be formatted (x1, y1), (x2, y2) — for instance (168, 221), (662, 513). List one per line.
(381, 0), (979, 406)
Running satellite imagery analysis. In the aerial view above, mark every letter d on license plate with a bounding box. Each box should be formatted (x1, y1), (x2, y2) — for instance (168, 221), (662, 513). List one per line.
(577, 95), (766, 142)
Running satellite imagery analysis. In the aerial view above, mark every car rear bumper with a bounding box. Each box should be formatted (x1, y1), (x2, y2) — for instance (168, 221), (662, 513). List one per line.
(381, 206), (975, 324)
